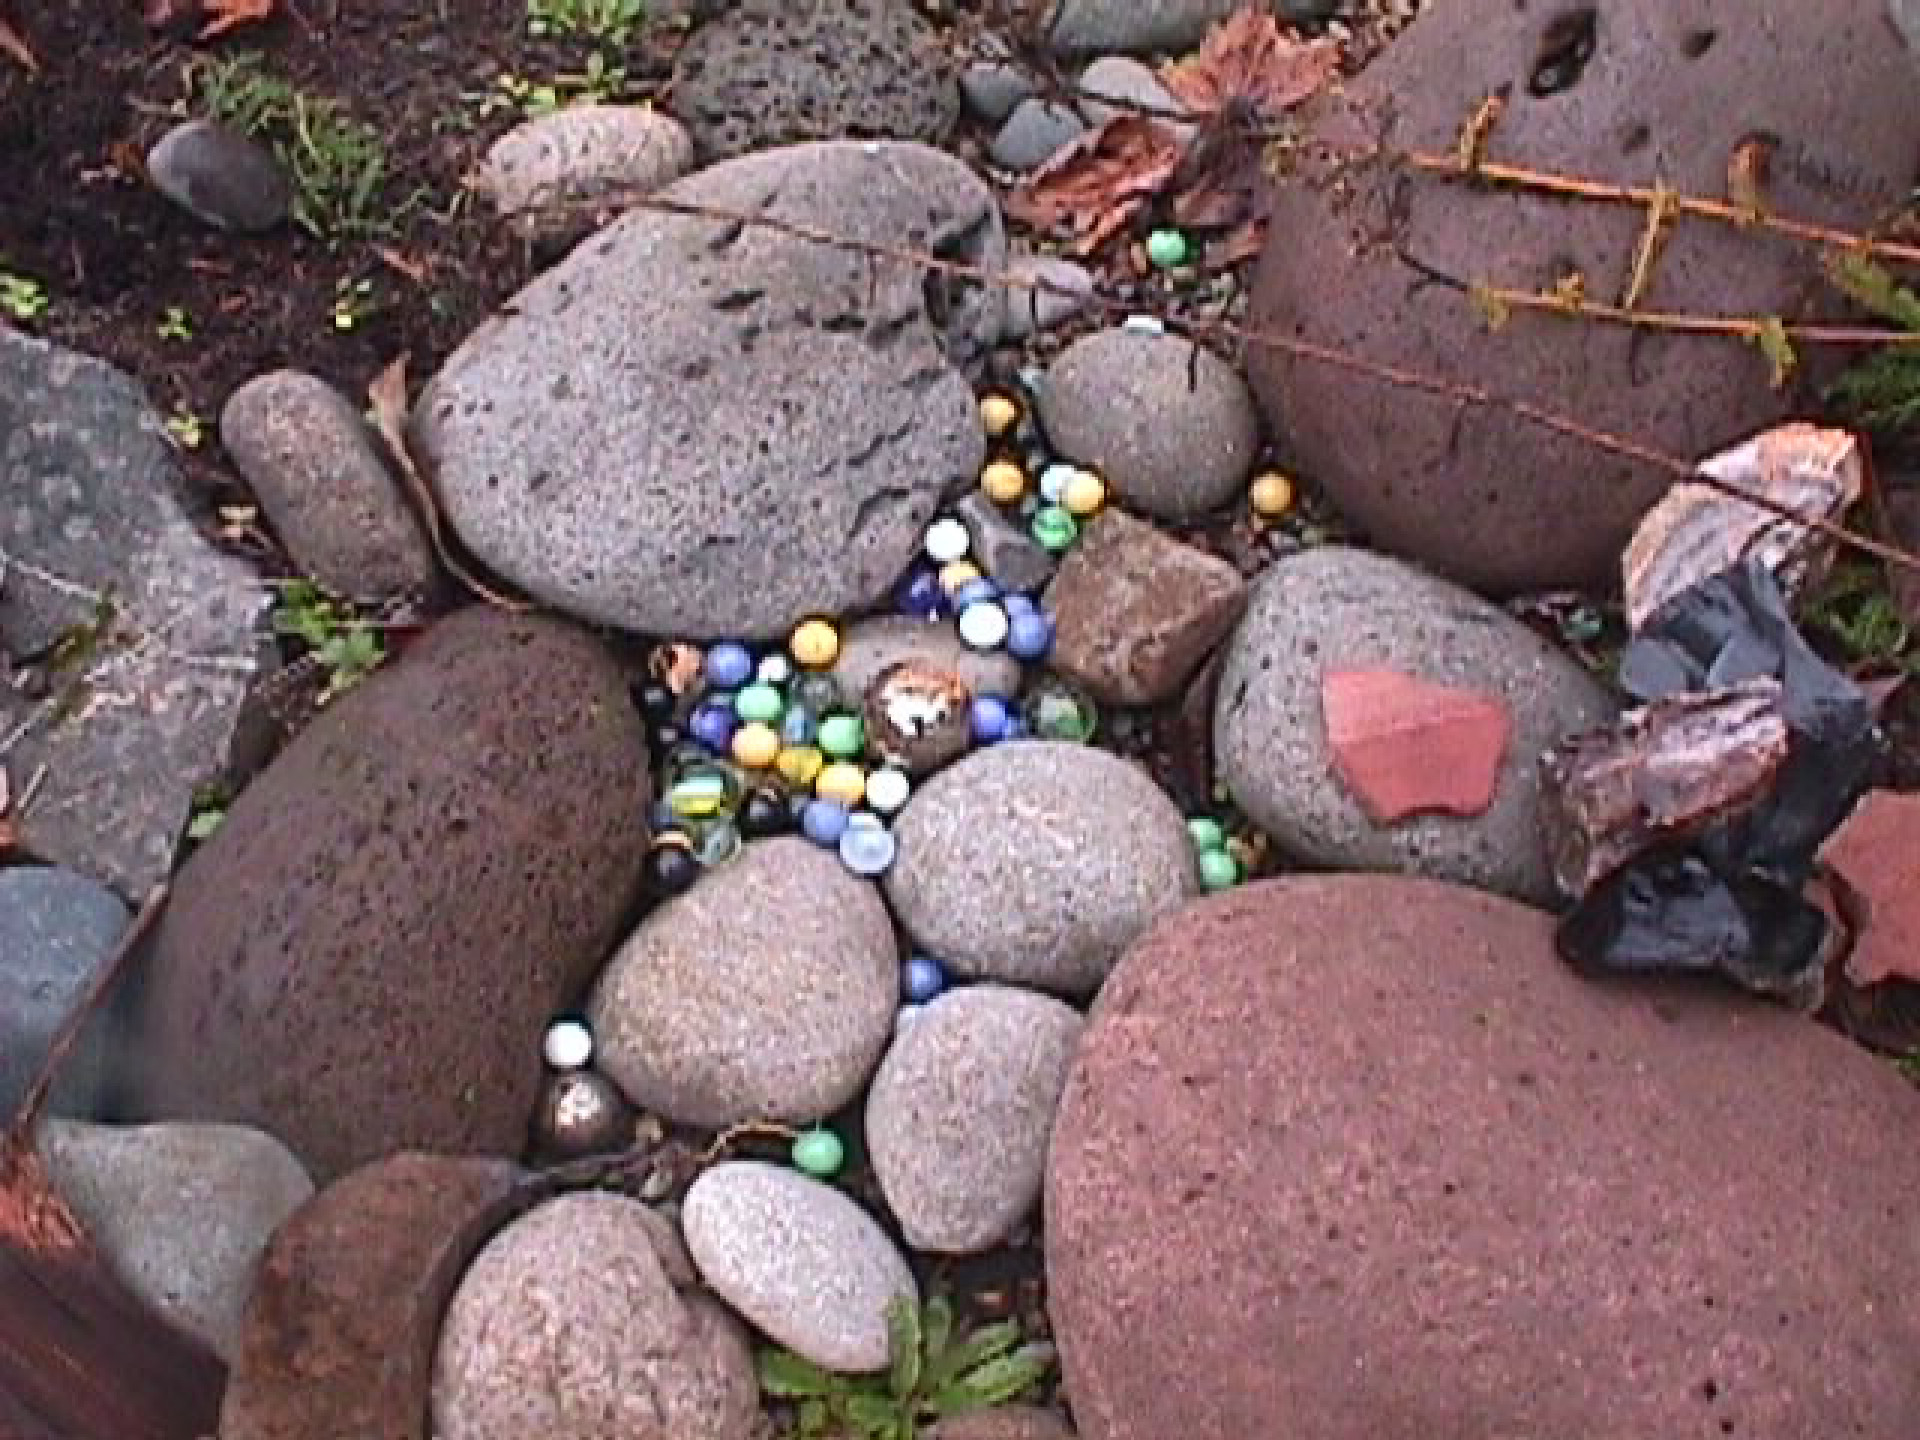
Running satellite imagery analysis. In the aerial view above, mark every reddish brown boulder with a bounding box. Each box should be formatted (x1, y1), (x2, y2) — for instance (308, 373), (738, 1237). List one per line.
(1246, 1), (1920, 591)
(1042, 510), (1247, 707)
(1046, 875), (1920, 1440)
(124, 608), (649, 1182)
(219, 1152), (526, 1440)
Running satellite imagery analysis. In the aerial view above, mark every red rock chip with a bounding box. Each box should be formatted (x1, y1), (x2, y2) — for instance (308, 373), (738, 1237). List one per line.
(1321, 667), (1511, 823)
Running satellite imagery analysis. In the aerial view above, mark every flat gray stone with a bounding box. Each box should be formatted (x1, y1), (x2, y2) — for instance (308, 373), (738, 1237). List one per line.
(885, 741), (1198, 996)
(0, 866), (129, 1119)
(832, 613), (1025, 702)
(38, 1119), (313, 1363)
(867, 984), (1084, 1253)
(1075, 55), (1192, 133)
(670, 0), (958, 160)
(219, 369), (437, 602)
(961, 54), (1038, 124)
(472, 104), (695, 239)
(997, 254), (1097, 343)
(1, 331), (274, 901)
(1214, 546), (1617, 905)
(990, 98), (1088, 171)
(433, 1191), (759, 1440)
(682, 1160), (918, 1374)
(415, 141), (1002, 640)
(1044, 0), (1240, 56)
(953, 491), (1058, 593)
(588, 837), (899, 1128)
(146, 119), (290, 232)
(1037, 328), (1260, 522)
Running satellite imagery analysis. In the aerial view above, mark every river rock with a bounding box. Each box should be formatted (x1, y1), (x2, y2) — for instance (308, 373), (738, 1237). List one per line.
(472, 103), (694, 241)
(589, 836), (897, 1128)
(1, 330), (275, 901)
(670, 0), (958, 160)
(1076, 55), (1192, 134)
(886, 741), (1198, 996)
(124, 608), (649, 1182)
(433, 1191), (758, 1440)
(1046, 874), (1920, 1440)
(867, 985), (1084, 1253)
(146, 119), (290, 231)
(990, 98), (1087, 171)
(1246, 0), (1920, 591)
(997, 254), (1097, 343)
(1214, 546), (1615, 904)
(1044, 0), (1240, 56)
(1036, 328), (1259, 521)
(682, 1160), (918, 1373)
(833, 614), (1025, 701)
(415, 141), (1001, 640)
(38, 1120), (313, 1363)
(219, 369), (437, 602)
(1043, 509), (1247, 706)
(0, 866), (129, 1119)
(219, 1153), (526, 1440)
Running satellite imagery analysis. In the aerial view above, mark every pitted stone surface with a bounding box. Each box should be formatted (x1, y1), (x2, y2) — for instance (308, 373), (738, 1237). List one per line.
(415, 141), (1002, 640)
(670, 0), (958, 160)
(125, 608), (649, 1182)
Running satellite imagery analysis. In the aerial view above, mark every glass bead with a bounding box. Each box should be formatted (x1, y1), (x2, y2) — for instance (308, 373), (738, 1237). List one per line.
(704, 641), (754, 689)
(951, 577), (1000, 612)
(924, 516), (972, 564)
(1031, 506), (1078, 554)
(1063, 469), (1107, 518)
(958, 601), (1010, 651)
(688, 699), (738, 753)
(1145, 227), (1190, 268)
(979, 393), (1021, 439)
(542, 1018), (593, 1070)
(1006, 610), (1052, 661)
(818, 713), (865, 759)
(838, 823), (897, 877)
(1198, 848), (1242, 892)
(938, 560), (982, 595)
(730, 722), (781, 770)
(668, 766), (739, 820)
(644, 843), (701, 897)
(1001, 592), (1036, 619)
(903, 954), (946, 1004)
(734, 683), (784, 725)
(792, 673), (843, 714)
(756, 653), (795, 687)
(739, 788), (791, 838)
(815, 762), (868, 807)
(776, 745), (826, 789)
(790, 618), (840, 669)
(1187, 817), (1228, 853)
(1023, 677), (1097, 743)
(801, 799), (850, 847)
(634, 680), (677, 726)
(895, 565), (946, 618)
(970, 694), (1011, 743)
(865, 766), (911, 815)
(1249, 471), (1295, 519)
(1038, 463), (1077, 504)
(792, 1127), (845, 1179)
(690, 817), (742, 866)
(780, 705), (818, 746)
(981, 458), (1027, 504)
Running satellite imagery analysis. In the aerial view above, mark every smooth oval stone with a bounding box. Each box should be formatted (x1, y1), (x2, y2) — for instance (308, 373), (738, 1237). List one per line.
(1044, 0), (1241, 56)
(588, 836), (898, 1128)
(219, 369), (437, 601)
(146, 119), (291, 232)
(473, 103), (695, 238)
(989, 98), (1088, 171)
(1214, 546), (1615, 904)
(885, 741), (1198, 996)
(833, 616), (1024, 715)
(1076, 55), (1193, 134)
(1245, 0), (1920, 591)
(0, 865), (129, 1120)
(124, 608), (650, 1182)
(682, 1160), (918, 1374)
(1036, 328), (1259, 522)
(866, 984), (1084, 1253)
(37, 1120), (313, 1363)
(433, 1191), (758, 1440)
(1046, 875), (1920, 1440)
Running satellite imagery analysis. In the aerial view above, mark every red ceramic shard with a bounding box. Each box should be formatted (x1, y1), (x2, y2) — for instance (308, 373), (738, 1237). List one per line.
(1322, 668), (1512, 824)
(1819, 790), (1920, 987)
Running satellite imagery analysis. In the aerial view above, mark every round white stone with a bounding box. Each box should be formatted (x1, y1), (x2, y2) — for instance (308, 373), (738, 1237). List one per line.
(924, 517), (972, 564)
(958, 601), (1010, 651)
(542, 1019), (594, 1070)
(865, 767), (911, 815)
(1121, 313), (1167, 335)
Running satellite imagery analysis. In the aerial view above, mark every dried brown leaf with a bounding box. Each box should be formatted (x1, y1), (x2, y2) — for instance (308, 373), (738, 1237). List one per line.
(1162, 6), (1338, 117)
(197, 0), (272, 40)
(1003, 114), (1182, 257)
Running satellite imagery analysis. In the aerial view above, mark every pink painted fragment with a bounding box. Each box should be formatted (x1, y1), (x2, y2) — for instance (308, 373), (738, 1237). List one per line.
(1322, 668), (1512, 824)
(1819, 789), (1920, 988)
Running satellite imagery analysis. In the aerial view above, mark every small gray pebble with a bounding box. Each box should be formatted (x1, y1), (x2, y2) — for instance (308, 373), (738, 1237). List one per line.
(146, 120), (291, 233)
(960, 58), (1038, 124)
(989, 99), (1087, 172)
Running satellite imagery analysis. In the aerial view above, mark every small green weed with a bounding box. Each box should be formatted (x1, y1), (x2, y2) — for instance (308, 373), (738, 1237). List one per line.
(163, 405), (207, 450)
(1802, 559), (1919, 676)
(189, 52), (413, 247)
(157, 305), (194, 342)
(0, 270), (50, 322)
(270, 579), (387, 702)
(526, 0), (645, 46)
(1824, 251), (1920, 437)
(478, 51), (627, 118)
(331, 275), (377, 332)
(759, 1294), (1055, 1440)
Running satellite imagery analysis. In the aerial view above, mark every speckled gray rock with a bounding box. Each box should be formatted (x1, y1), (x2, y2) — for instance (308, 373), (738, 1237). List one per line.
(589, 837), (897, 1128)
(415, 141), (1001, 640)
(990, 99), (1087, 171)
(1044, 0), (1240, 56)
(38, 1120), (313, 1363)
(886, 741), (1198, 996)
(670, 0), (957, 160)
(1214, 547), (1616, 904)
(953, 491), (1058, 592)
(472, 104), (694, 239)
(146, 119), (291, 231)
(867, 985), (1084, 1253)
(833, 614), (1025, 702)
(0, 866), (128, 1120)
(1037, 328), (1259, 521)
(220, 369), (436, 602)
(682, 1161), (918, 1373)
(1, 331), (275, 901)
(1076, 55), (1192, 134)
(998, 254), (1097, 343)
(433, 1191), (758, 1440)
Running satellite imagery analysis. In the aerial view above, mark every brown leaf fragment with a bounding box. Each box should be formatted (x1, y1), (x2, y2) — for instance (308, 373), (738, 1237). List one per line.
(197, 0), (273, 39)
(0, 16), (38, 73)
(1003, 114), (1182, 256)
(1161, 6), (1339, 117)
